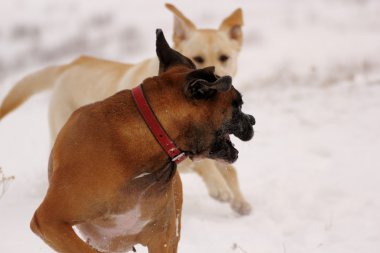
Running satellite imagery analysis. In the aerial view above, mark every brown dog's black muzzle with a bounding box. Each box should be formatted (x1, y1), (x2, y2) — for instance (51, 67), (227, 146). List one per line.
(231, 112), (255, 142)
(248, 114), (256, 126)
(208, 111), (255, 164)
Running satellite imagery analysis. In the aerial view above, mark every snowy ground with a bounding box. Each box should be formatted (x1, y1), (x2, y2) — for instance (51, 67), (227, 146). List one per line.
(1, 0), (380, 252)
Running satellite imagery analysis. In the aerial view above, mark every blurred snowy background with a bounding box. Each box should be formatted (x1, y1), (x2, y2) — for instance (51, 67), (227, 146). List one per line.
(1, 0), (380, 252)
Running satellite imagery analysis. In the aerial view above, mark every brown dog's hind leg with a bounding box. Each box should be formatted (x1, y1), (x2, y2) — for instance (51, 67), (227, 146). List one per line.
(216, 162), (252, 215)
(30, 208), (103, 253)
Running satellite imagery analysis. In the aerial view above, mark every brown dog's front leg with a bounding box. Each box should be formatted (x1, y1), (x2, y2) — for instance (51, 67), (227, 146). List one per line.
(147, 241), (175, 253)
(147, 229), (179, 253)
(146, 173), (182, 253)
(31, 210), (103, 253)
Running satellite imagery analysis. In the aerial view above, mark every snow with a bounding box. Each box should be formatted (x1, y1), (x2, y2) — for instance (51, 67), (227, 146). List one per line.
(1, 0), (380, 252)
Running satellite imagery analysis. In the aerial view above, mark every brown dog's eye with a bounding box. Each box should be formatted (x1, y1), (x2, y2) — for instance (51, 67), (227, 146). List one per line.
(193, 56), (204, 64)
(219, 54), (229, 63)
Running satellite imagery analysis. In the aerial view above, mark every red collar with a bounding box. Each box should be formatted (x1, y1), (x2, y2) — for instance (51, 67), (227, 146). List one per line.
(132, 85), (187, 164)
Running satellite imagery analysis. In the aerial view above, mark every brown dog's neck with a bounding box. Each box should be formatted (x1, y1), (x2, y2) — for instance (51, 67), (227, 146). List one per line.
(132, 85), (187, 164)
(136, 73), (210, 161)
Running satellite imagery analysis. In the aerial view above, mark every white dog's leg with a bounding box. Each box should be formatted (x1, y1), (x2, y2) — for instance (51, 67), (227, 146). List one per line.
(216, 162), (252, 215)
(192, 159), (232, 202)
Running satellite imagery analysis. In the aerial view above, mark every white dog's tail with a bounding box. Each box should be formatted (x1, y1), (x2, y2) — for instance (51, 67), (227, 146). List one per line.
(0, 65), (64, 120)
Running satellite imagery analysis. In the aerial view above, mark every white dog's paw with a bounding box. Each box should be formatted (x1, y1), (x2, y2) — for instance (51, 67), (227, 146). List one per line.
(208, 186), (233, 202)
(231, 199), (252, 215)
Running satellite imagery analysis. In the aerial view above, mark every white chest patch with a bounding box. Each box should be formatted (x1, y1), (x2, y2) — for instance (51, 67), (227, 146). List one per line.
(95, 204), (150, 238)
(77, 204), (150, 252)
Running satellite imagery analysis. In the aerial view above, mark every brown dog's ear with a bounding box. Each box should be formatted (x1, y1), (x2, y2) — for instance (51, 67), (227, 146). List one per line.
(156, 29), (196, 73)
(219, 8), (244, 49)
(165, 3), (196, 47)
(185, 67), (232, 99)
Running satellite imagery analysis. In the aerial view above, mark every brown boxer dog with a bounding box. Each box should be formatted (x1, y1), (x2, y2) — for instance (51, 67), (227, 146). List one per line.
(30, 30), (255, 253)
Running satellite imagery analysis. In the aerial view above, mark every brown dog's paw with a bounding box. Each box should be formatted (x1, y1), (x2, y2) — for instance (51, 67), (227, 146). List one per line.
(231, 199), (252, 215)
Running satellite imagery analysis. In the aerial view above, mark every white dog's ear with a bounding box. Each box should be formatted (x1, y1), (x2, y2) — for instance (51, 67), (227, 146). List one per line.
(165, 3), (196, 46)
(219, 8), (244, 49)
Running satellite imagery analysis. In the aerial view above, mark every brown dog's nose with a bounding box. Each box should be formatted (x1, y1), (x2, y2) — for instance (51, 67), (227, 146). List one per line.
(248, 115), (255, 126)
